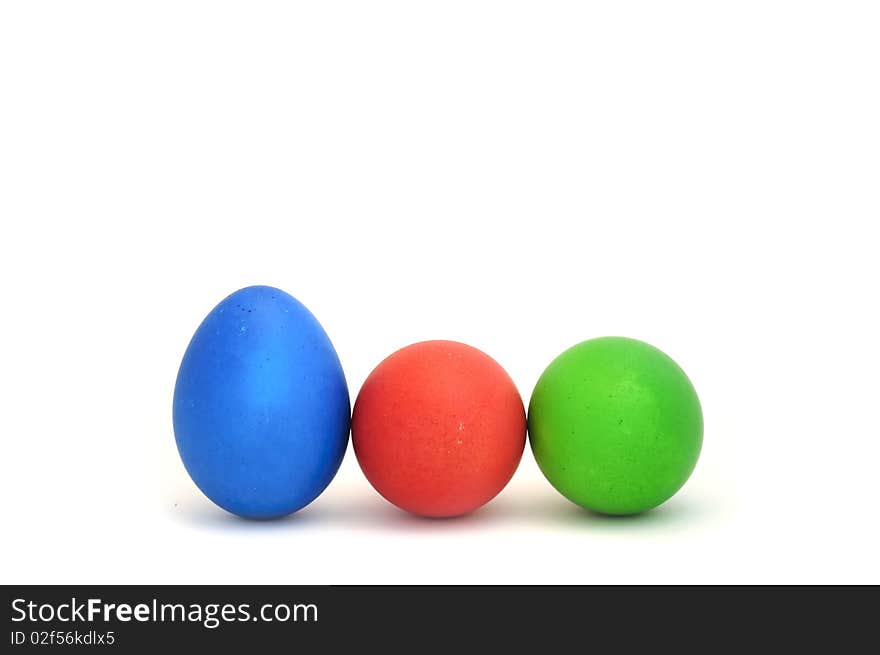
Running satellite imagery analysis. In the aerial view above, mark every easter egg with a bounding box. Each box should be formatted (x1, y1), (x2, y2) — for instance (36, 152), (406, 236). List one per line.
(352, 340), (526, 518)
(172, 285), (350, 519)
(528, 337), (702, 515)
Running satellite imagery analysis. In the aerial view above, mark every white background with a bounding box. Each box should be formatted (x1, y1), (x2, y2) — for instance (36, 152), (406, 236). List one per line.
(1, 2), (878, 584)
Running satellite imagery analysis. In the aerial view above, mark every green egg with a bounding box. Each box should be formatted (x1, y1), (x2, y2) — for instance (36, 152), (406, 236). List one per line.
(528, 337), (703, 515)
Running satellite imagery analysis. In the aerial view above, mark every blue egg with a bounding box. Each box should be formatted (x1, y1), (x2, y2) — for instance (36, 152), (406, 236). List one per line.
(173, 286), (350, 518)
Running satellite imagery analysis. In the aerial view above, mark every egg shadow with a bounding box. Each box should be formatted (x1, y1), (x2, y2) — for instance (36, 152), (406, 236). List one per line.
(167, 495), (329, 531)
(467, 485), (717, 533)
(169, 488), (415, 531)
(168, 483), (715, 533)
(169, 489), (521, 533)
(304, 491), (512, 533)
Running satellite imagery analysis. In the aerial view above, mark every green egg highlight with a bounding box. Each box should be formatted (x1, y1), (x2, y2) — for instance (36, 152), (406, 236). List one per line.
(528, 337), (703, 515)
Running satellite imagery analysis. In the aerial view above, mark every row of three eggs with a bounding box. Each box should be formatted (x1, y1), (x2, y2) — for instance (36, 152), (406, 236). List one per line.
(173, 286), (703, 520)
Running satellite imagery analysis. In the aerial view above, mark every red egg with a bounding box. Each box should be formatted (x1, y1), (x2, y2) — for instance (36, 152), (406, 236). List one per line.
(352, 340), (526, 518)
